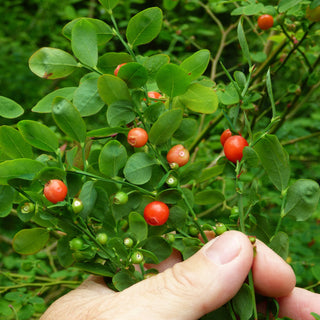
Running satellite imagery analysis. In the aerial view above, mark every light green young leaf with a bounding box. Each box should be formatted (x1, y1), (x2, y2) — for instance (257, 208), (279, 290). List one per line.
(126, 7), (163, 47)
(98, 0), (119, 10)
(72, 19), (98, 68)
(0, 96), (24, 119)
(237, 19), (252, 67)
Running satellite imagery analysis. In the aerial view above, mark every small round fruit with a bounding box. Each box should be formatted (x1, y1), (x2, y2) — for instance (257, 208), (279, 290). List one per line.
(96, 233), (108, 245)
(215, 222), (227, 235)
(144, 201), (170, 226)
(114, 63), (127, 76)
(258, 14), (274, 30)
(21, 202), (35, 214)
(72, 198), (83, 214)
(127, 127), (148, 148)
(113, 191), (129, 205)
(130, 251), (144, 264)
(148, 91), (162, 99)
(166, 144), (190, 167)
(123, 237), (134, 248)
(189, 225), (199, 237)
(166, 175), (178, 187)
(69, 238), (84, 251)
(223, 135), (248, 163)
(220, 129), (232, 146)
(44, 179), (68, 204)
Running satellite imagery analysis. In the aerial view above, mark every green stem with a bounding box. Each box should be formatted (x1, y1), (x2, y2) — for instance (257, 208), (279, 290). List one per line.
(248, 270), (258, 320)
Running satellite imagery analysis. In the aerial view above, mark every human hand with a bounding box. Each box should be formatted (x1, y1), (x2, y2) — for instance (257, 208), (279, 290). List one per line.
(40, 231), (320, 320)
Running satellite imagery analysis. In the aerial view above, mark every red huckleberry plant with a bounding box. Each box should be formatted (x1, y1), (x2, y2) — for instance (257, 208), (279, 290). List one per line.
(0, 0), (320, 319)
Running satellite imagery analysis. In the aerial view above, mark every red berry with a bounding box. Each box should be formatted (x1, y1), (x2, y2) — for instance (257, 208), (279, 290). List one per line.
(223, 135), (248, 163)
(43, 179), (68, 204)
(148, 91), (162, 99)
(220, 129), (232, 146)
(258, 14), (274, 30)
(166, 144), (190, 167)
(144, 201), (170, 226)
(127, 127), (148, 148)
(114, 63), (127, 76)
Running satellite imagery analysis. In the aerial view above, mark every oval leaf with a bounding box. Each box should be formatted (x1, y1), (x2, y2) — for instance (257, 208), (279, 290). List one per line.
(124, 153), (157, 185)
(126, 7), (163, 47)
(13, 228), (50, 255)
(128, 211), (148, 242)
(0, 126), (33, 159)
(156, 64), (191, 98)
(107, 101), (135, 127)
(97, 52), (133, 74)
(149, 109), (183, 145)
(284, 179), (320, 221)
(254, 134), (290, 192)
(0, 159), (45, 184)
(32, 87), (77, 113)
(98, 74), (131, 106)
(72, 19), (98, 68)
(180, 49), (210, 81)
(142, 236), (172, 263)
(178, 83), (219, 114)
(117, 62), (148, 89)
(0, 185), (15, 218)
(194, 190), (225, 205)
(18, 120), (59, 153)
(99, 140), (127, 177)
(0, 96), (24, 119)
(73, 78), (105, 116)
(232, 283), (253, 320)
(29, 47), (78, 79)
(52, 97), (87, 143)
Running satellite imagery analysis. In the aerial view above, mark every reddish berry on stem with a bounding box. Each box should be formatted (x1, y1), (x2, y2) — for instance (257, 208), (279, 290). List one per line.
(166, 144), (190, 167)
(258, 14), (274, 30)
(127, 127), (148, 148)
(148, 91), (162, 99)
(144, 201), (170, 226)
(114, 63), (127, 76)
(223, 135), (248, 163)
(44, 179), (68, 204)
(220, 129), (232, 146)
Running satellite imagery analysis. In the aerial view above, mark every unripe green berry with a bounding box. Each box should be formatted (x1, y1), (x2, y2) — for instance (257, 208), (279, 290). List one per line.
(123, 237), (134, 248)
(215, 222), (227, 235)
(21, 202), (35, 214)
(165, 233), (175, 244)
(96, 233), (108, 245)
(69, 238), (84, 251)
(114, 191), (129, 205)
(72, 198), (83, 214)
(166, 175), (178, 187)
(130, 251), (144, 264)
(189, 225), (199, 236)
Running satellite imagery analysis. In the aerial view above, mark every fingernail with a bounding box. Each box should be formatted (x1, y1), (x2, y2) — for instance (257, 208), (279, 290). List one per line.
(204, 233), (241, 265)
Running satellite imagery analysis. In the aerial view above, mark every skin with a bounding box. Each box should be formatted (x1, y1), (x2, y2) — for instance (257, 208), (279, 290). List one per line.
(40, 231), (320, 320)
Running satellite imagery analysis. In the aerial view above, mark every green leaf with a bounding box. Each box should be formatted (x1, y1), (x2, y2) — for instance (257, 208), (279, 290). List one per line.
(18, 120), (59, 153)
(57, 236), (74, 267)
(113, 270), (137, 291)
(278, 0), (301, 12)
(52, 97), (87, 143)
(79, 181), (97, 219)
(107, 101), (135, 127)
(72, 19), (98, 68)
(73, 77), (105, 116)
(173, 118), (198, 141)
(142, 54), (170, 83)
(63, 18), (113, 46)
(97, 52), (133, 74)
(311, 313), (320, 320)
(178, 83), (219, 114)
(217, 83), (240, 105)
(0, 185), (15, 218)
(0, 96), (24, 119)
(124, 153), (157, 185)
(13, 228), (50, 255)
(128, 211), (148, 242)
(237, 19), (252, 67)
(87, 126), (129, 138)
(194, 190), (225, 206)
(0, 126), (33, 159)
(99, 140), (127, 177)
(0, 159), (45, 184)
(231, 3), (264, 15)
(254, 134), (290, 192)
(163, 0), (180, 10)
(36, 167), (66, 183)
(149, 109), (183, 145)
(32, 87), (77, 113)
(142, 236), (172, 263)
(232, 283), (253, 320)
(180, 49), (210, 81)
(98, 74), (131, 106)
(156, 64), (191, 98)
(126, 7), (163, 47)
(29, 47), (78, 79)
(311, 265), (320, 282)
(283, 179), (320, 221)
(98, 0), (119, 10)
(117, 62), (148, 89)
(269, 232), (289, 260)
(75, 262), (114, 277)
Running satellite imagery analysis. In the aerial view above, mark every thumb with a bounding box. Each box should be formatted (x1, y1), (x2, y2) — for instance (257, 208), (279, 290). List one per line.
(109, 231), (254, 320)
